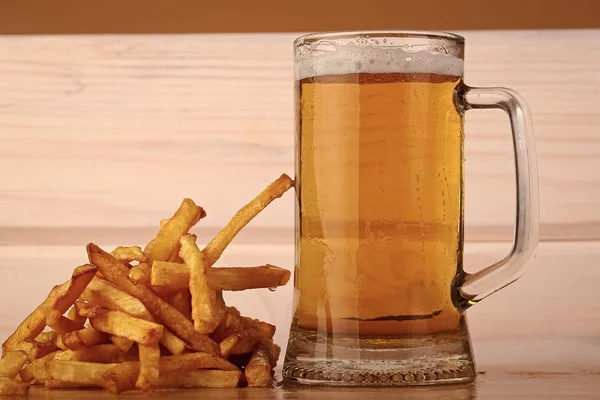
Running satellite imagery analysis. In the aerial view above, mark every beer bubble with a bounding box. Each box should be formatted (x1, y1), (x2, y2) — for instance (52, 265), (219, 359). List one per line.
(296, 38), (464, 79)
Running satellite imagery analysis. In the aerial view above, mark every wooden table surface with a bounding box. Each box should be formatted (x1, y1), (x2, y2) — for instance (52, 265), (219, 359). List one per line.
(19, 339), (600, 399)
(0, 30), (599, 399)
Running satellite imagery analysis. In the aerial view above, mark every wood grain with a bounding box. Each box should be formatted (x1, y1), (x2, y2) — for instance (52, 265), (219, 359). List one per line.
(1, 241), (598, 351)
(0, 30), (598, 243)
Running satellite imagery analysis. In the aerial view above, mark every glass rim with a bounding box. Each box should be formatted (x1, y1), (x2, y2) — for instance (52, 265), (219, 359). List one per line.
(294, 30), (465, 45)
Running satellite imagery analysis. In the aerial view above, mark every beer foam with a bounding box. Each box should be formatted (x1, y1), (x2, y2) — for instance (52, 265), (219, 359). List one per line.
(295, 42), (463, 80)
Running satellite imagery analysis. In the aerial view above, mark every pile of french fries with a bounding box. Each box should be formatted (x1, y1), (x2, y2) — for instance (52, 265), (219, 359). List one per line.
(0, 174), (293, 396)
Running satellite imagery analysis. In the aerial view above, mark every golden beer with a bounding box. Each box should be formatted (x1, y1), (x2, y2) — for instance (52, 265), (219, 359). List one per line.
(294, 72), (463, 337)
(285, 31), (538, 387)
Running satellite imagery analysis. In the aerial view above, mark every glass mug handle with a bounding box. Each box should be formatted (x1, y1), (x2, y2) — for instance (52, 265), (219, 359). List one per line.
(456, 85), (540, 306)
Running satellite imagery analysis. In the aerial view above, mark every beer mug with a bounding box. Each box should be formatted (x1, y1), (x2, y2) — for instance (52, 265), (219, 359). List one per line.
(283, 31), (539, 386)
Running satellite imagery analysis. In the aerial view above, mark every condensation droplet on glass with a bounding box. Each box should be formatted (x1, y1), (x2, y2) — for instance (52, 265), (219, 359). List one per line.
(268, 287), (277, 292)
(405, 57), (412, 62)
(383, 38), (387, 43)
(441, 190), (445, 196)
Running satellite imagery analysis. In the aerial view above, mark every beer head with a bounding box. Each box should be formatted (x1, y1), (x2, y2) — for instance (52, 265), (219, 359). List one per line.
(295, 33), (464, 80)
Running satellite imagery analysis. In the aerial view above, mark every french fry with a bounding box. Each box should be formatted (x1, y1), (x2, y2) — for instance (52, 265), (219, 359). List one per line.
(157, 370), (240, 389)
(219, 328), (261, 358)
(0, 378), (29, 397)
(61, 327), (108, 351)
(109, 335), (134, 353)
(35, 331), (58, 346)
(150, 261), (188, 290)
(45, 380), (99, 389)
(67, 304), (87, 327)
(241, 317), (276, 339)
(208, 265), (291, 292)
(245, 339), (281, 387)
(13, 340), (57, 362)
(180, 235), (226, 334)
(81, 277), (187, 355)
(49, 361), (118, 386)
(55, 335), (67, 350)
(212, 307), (244, 342)
(81, 277), (152, 319)
(76, 304), (163, 345)
(167, 289), (193, 320)
(0, 351), (28, 379)
(2, 264), (96, 353)
(110, 246), (146, 264)
(101, 362), (138, 393)
(46, 314), (84, 334)
(151, 261), (291, 293)
(136, 343), (160, 392)
(102, 352), (238, 393)
(19, 351), (58, 382)
(130, 199), (205, 285)
(87, 244), (219, 354)
(53, 344), (124, 363)
(128, 263), (151, 284)
(203, 174), (293, 266)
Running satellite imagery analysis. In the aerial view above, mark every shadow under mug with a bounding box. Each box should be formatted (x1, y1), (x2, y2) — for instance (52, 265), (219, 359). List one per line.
(283, 31), (539, 386)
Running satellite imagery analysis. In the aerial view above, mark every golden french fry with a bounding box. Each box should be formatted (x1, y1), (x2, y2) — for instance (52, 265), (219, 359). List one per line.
(151, 261), (291, 293)
(0, 378), (29, 397)
(219, 328), (261, 358)
(180, 234), (226, 334)
(167, 289), (192, 320)
(245, 339), (280, 387)
(130, 199), (205, 285)
(46, 315), (84, 334)
(67, 303), (87, 327)
(53, 344), (124, 363)
(150, 261), (188, 290)
(55, 335), (67, 350)
(102, 352), (237, 393)
(0, 351), (28, 379)
(34, 331), (58, 346)
(159, 352), (238, 374)
(2, 265), (96, 353)
(61, 327), (108, 351)
(87, 244), (218, 355)
(157, 370), (240, 389)
(241, 317), (276, 339)
(82, 277), (152, 320)
(18, 351), (58, 382)
(45, 380), (99, 389)
(76, 304), (163, 346)
(49, 361), (118, 386)
(101, 362), (138, 393)
(128, 262), (151, 284)
(81, 277), (187, 355)
(109, 335), (134, 353)
(208, 265), (291, 291)
(136, 343), (160, 392)
(212, 307), (244, 342)
(110, 246), (146, 263)
(203, 174), (293, 266)
(13, 340), (57, 362)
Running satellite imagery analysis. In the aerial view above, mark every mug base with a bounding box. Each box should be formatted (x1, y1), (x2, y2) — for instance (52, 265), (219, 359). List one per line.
(283, 324), (475, 386)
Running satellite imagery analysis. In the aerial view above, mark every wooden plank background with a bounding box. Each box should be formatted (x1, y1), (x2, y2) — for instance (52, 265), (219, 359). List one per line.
(0, 29), (599, 356)
(0, 0), (599, 34)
